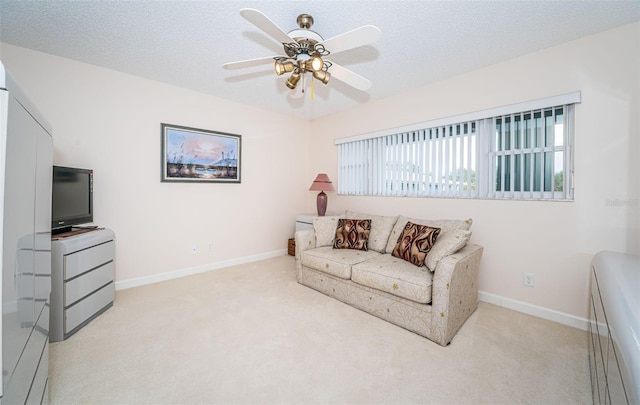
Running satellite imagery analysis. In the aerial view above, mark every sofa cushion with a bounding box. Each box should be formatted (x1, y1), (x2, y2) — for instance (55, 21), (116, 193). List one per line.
(351, 254), (434, 304)
(313, 215), (344, 247)
(391, 222), (440, 267)
(345, 211), (398, 253)
(333, 219), (371, 251)
(425, 229), (472, 271)
(300, 246), (380, 280)
(385, 215), (473, 254)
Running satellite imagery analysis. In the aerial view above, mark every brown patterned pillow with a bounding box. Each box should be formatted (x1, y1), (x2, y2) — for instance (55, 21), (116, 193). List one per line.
(392, 222), (441, 267)
(333, 219), (372, 251)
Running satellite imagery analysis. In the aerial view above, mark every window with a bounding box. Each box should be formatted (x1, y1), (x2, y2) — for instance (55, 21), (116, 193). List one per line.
(492, 106), (572, 199)
(336, 92), (579, 201)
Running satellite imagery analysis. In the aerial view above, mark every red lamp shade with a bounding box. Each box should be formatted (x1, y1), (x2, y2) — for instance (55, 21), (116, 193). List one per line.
(309, 173), (335, 216)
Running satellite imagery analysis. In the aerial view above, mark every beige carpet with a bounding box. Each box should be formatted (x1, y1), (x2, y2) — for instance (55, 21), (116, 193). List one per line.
(49, 255), (590, 405)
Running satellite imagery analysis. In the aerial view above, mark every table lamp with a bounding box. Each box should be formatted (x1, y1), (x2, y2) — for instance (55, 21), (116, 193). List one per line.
(309, 173), (335, 216)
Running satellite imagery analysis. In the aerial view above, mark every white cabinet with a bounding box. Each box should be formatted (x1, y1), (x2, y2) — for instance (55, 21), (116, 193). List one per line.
(295, 214), (319, 232)
(50, 229), (115, 342)
(1, 63), (53, 404)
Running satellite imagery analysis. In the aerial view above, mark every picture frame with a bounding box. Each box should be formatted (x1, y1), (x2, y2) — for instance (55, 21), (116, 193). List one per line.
(161, 123), (241, 183)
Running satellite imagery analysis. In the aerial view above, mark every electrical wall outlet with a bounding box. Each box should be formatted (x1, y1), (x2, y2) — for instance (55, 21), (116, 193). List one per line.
(523, 272), (535, 287)
(191, 245), (197, 255)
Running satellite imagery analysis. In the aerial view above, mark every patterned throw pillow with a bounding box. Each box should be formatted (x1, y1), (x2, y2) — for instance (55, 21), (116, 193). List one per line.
(333, 219), (372, 251)
(392, 222), (441, 267)
(385, 216), (472, 254)
(345, 211), (398, 253)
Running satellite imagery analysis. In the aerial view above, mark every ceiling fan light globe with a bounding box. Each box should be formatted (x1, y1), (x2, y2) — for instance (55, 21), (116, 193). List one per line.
(286, 72), (301, 89)
(274, 61), (295, 76)
(313, 70), (330, 85)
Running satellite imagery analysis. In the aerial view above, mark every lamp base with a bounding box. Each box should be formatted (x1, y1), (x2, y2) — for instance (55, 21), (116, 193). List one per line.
(316, 191), (327, 216)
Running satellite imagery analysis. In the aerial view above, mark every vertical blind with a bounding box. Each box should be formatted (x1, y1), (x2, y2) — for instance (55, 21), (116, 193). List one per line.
(338, 121), (478, 198)
(336, 92), (579, 201)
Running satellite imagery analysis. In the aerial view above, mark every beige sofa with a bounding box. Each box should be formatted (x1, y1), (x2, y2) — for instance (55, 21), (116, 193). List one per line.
(295, 211), (483, 346)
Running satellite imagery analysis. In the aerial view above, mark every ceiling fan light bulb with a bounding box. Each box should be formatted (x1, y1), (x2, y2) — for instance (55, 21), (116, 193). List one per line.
(274, 61), (284, 75)
(310, 55), (324, 72)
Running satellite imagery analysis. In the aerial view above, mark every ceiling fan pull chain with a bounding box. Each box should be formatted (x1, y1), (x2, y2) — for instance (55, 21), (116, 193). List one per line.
(311, 78), (315, 101)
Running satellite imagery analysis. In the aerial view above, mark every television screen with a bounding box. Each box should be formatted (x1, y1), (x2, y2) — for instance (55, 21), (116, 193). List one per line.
(51, 166), (93, 233)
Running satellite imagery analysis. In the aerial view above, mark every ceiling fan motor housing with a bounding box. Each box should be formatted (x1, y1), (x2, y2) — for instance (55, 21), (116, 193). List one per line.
(286, 12), (324, 52)
(296, 14), (314, 29)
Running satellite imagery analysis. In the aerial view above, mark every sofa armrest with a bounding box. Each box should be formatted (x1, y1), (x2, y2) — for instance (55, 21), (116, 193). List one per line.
(430, 243), (484, 345)
(294, 229), (316, 259)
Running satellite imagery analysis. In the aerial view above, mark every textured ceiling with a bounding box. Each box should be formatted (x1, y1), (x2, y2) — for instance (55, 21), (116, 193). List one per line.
(1, 0), (639, 120)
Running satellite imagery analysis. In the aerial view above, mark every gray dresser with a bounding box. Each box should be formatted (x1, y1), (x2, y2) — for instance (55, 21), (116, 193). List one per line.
(50, 228), (115, 342)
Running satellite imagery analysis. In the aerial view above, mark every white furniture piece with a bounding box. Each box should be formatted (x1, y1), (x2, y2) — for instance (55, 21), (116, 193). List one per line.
(50, 228), (115, 343)
(589, 251), (640, 405)
(1, 61), (53, 404)
(295, 214), (318, 232)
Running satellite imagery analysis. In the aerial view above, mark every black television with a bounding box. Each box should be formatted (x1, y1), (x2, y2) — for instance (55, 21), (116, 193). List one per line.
(51, 165), (93, 235)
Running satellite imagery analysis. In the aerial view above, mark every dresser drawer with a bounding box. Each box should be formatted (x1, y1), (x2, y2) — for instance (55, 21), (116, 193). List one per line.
(64, 261), (115, 307)
(65, 282), (114, 334)
(8, 306), (48, 403)
(63, 241), (114, 280)
(26, 342), (48, 405)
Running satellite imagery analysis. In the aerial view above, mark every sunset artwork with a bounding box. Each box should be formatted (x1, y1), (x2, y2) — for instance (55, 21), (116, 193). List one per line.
(161, 124), (241, 183)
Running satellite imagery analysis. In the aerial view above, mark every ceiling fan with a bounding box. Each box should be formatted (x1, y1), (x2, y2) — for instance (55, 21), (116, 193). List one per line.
(223, 8), (381, 98)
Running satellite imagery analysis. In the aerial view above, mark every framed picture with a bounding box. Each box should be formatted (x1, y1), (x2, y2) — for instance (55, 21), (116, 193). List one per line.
(161, 123), (241, 183)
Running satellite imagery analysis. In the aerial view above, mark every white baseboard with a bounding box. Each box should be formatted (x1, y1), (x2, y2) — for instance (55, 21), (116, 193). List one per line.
(115, 249), (288, 291)
(479, 291), (589, 331)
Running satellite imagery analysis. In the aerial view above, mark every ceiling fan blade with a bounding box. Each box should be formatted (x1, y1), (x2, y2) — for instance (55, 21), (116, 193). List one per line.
(327, 62), (372, 91)
(320, 25), (381, 55)
(223, 56), (277, 70)
(240, 8), (295, 45)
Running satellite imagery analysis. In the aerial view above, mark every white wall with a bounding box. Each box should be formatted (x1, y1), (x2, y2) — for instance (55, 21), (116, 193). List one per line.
(0, 44), (311, 284)
(309, 23), (640, 321)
